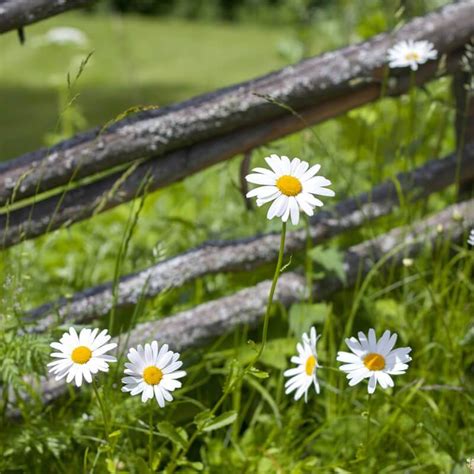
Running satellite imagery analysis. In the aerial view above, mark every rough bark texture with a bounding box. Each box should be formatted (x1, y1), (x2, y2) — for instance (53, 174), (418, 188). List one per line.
(0, 66), (470, 250)
(23, 149), (474, 333)
(24, 198), (474, 407)
(0, 0), (93, 34)
(0, 1), (473, 206)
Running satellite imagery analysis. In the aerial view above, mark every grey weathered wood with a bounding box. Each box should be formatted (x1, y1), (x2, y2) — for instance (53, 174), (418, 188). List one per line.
(25, 198), (474, 407)
(0, 1), (473, 207)
(0, 0), (93, 34)
(23, 149), (474, 332)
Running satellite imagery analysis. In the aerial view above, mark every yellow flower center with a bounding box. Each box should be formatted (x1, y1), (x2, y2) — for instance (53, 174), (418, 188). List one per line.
(71, 346), (92, 364)
(363, 353), (385, 371)
(404, 51), (420, 61)
(143, 366), (163, 385)
(305, 355), (317, 376)
(276, 175), (302, 196)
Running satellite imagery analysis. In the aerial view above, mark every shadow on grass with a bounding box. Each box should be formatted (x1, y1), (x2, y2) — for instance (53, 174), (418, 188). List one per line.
(0, 81), (198, 161)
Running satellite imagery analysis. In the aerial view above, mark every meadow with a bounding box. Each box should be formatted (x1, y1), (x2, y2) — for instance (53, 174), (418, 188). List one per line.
(0, 1), (473, 472)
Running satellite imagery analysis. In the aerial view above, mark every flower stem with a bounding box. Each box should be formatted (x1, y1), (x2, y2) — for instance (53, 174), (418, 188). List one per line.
(366, 393), (372, 456)
(148, 405), (154, 470)
(253, 221), (287, 362)
(92, 380), (109, 441)
(304, 216), (314, 304)
(407, 69), (417, 174)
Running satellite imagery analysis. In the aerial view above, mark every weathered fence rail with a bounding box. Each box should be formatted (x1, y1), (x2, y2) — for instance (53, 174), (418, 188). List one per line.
(0, 0), (94, 34)
(24, 148), (474, 333)
(0, 55), (465, 250)
(28, 199), (474, 406)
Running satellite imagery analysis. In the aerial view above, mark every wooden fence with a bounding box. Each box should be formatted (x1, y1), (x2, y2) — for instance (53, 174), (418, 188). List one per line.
(0, 1), (473, 407)
(0, 0), (94, 34)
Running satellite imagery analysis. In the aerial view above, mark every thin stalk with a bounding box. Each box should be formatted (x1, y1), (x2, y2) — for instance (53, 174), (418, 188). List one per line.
(304, 216), (314, 304)
(252, 221), (287, 363)
(407, 69), (418, 182)
(109, 180), (149, 335)
(82, 447), (90, 474)
(148, 405), (154, 471)
(92, 380), (109, 440)
(366, 393), (372, 461)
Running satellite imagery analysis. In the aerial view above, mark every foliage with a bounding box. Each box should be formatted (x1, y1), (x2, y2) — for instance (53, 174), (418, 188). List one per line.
(101, 0), (331, 22)
(0, 1), (473, 473)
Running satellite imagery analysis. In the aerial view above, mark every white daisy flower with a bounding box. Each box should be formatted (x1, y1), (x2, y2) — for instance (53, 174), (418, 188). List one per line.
(387, 39), (438, 71)
(245, 154), (335, 225)
(284, 327), (321, 402)
(337, 328), (412, 394)
(468, 229), (474, 246)
(122, 341), (186, 407)
(48, 327), (117, 387)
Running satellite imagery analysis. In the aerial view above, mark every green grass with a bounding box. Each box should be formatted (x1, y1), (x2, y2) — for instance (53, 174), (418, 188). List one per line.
(1, 1), (473, 473)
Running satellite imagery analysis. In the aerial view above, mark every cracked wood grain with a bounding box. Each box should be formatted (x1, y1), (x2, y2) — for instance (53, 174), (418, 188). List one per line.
(0, 0), (94, 34)
(0, 53), (468, 250)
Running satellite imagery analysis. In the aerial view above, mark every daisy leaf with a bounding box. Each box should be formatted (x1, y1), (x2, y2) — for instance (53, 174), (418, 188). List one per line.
(157, 422), (187, 450)
(309, 246), (347, 284)
(202, 411), (238, 432)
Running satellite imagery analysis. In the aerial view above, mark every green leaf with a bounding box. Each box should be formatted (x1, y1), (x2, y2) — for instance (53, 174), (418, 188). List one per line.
(289, 303), (331, 337)
(194, 410), (213, 431)
(157, 422), (187, 450)
(223, 359), (243, 393)
(280, 255), (293, 273)
(176, 459), (204, 471)
(248, 367), (269, 379)
(152, 452), (161, 470)
(202, 411), (237, 432)
(106, 458), (117, 474)
(100, 104), (160, 134)
(245, 376), (281, 426)
(309, 246), (346, 283)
